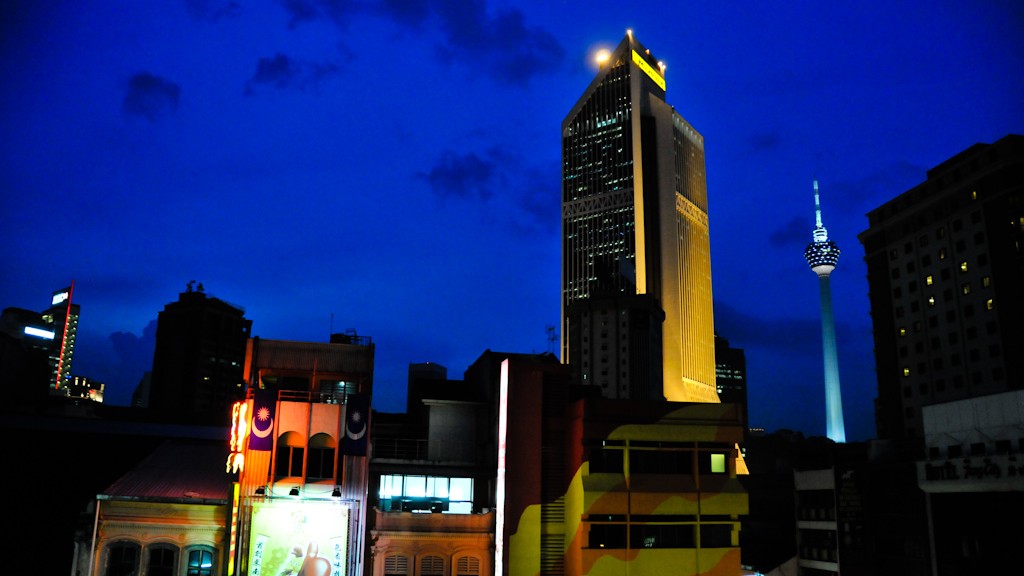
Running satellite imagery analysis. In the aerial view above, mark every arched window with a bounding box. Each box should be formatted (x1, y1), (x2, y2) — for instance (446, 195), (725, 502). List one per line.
(456, 555), (481, 575)
(420, 555), (445, 576)
(146, 544), (178, 576)
(308, 432), (337, 480)
(104, 541), (140, 576)
(276, 431), (305, 478)
(186, 547), (216, 576)
(383, 554), (409, 576)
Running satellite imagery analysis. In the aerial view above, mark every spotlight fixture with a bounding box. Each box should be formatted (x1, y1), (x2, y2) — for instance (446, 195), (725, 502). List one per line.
(255, 486), (266, 495)
(331, 486), (341, 498)
(289, 487), (299, 496)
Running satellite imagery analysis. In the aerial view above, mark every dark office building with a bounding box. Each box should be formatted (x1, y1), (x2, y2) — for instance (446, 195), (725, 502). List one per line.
(147, 283), (252, 424)
(858, 134), (1023, 451)
(561, 31), (718, 404)
(715, 334), (748, 432)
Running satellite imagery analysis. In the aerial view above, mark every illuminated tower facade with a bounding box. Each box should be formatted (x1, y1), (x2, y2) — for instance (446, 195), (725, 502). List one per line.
(40, 283), (78, 392)
(561, 32), (717, 402)
(804, 180), (847, 442)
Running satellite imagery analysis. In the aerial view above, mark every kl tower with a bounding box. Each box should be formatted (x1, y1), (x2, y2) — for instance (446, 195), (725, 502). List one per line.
(804, 179), (847, 443)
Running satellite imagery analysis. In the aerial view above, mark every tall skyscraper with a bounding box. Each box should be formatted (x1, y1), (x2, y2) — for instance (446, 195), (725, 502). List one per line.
(804, 180), (847, 443)
(561, 31), (717, 403)
(148, 282), (252, 424)
(859, 134), (1023, 447)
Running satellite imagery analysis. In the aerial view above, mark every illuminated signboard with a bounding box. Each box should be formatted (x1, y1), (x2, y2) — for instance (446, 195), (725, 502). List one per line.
(249, 500), (348, 576)
(631, 50), (665, 91)
(51, 290), (69, 306)
(24, 326), (55, 340)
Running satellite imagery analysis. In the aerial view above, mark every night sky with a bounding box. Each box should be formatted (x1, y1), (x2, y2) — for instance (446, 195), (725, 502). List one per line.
(2, 1), (1022, 441)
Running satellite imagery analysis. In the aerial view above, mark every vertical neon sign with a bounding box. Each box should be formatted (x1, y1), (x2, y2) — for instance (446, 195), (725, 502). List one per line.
(494, 359), (509, 576)
(54, 280), (74, 389)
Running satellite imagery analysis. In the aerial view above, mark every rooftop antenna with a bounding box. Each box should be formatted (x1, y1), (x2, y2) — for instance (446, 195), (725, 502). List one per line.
(546, 325), (558, 354)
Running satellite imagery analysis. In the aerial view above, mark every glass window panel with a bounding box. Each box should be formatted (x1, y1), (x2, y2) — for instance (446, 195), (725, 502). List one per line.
(405, 475), (426, 497)
(449, 478), (472, 500)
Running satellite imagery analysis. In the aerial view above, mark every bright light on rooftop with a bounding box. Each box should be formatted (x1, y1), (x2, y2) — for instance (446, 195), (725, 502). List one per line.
(595, 49), (611, 65)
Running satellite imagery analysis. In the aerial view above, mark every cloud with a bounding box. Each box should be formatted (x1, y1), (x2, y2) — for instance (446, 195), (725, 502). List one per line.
(419, 149), (498, 200)
(245, 53), (341, 93)
(277, 0), (353, 28)
(283, 0), (565, 85)
(183, 0), (240, 22)
(428, 0), (564, 84)
(122, 72), (181, 121)
(769, 216), (810, 248)
(749, 131), (781, 152)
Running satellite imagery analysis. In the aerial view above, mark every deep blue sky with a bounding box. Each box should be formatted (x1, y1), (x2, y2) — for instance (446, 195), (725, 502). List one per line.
(2, 0), (1022, 441)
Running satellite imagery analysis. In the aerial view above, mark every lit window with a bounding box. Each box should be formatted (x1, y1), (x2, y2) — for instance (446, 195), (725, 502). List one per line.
(186, 549), (215, 576)
(971, 190), (977, 200)
(903, 367), (911, 377)
(960, 261), (968, 272)
(962, 284), (971, 295)
(986, 299), (994, 310)
(939, 249), (946, 260)
(710, 453), (726, 473)
(899, 327), (907, 337)
(928, 296), (936, 306)
(982, 276), (991, 287)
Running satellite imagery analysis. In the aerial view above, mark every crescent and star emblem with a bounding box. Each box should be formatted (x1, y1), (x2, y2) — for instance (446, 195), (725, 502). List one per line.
(346, 409), (366, 441)
(251, 405), (273, 439)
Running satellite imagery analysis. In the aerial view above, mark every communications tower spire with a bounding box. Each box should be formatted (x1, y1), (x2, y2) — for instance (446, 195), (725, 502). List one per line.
(804, 179), (847, 442)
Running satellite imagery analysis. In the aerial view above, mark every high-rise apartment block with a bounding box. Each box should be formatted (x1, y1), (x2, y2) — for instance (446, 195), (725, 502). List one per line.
(859, 134), (1023, 447)
(148, 282), (252, 424)
(561, 31), (717, 403)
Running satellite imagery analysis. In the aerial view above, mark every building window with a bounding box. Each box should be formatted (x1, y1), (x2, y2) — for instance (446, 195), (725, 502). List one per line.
(903, 367), (911, 377)
(928, 296), (936, 307)
(384, 555), (410, 576)
(926, 275), (933, 285)
(939, 248), (947, 260)
(982, 276), (991, 287)
(420, 555), (445, 576)
(379, 474), (474, 513)
(628, 524), (696, 549)
(275, 431), (305, 478)
(147, 545), (178, 576)
(456, 556), (481, 576)
(591, 447), (625, 473)
(700, 524), (733, 548)
(699, 452), (728, 474)
(105, 542), (140, 576)
(186, 548), (215, 576)
(986, 298), (994, 310)
(899, 327), (906, 337)
(589, 523), (627, 549)
(307, 433), (336, 480)
(960, 261), (968, 272)
(632, 449), (694, 474)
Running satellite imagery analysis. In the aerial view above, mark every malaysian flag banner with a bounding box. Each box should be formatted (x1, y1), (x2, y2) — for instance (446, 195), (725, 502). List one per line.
(341, 394), (370, 456)
(249, 389), (276, 451)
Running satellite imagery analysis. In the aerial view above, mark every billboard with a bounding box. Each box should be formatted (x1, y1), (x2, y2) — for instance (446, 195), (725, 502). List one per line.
(248, 500), (349, 576)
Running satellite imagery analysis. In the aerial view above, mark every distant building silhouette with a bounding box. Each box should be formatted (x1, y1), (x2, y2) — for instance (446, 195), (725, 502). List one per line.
(147, 284), (251, 424)
(561, 31), (718, 403)
(858, 134), (1023, 450)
